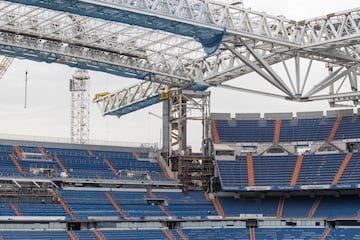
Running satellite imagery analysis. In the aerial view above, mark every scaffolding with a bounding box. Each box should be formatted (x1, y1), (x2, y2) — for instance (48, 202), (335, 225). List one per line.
(163, 88), (214, 192)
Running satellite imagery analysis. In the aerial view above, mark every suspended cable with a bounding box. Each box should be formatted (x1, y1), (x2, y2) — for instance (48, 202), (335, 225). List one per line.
(24, 70), (28, 109)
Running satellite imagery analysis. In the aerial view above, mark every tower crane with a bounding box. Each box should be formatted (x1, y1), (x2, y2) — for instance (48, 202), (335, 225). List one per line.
(69, 69), (90, 144)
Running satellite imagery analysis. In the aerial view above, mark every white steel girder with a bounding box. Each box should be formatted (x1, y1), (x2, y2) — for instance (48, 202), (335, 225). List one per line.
(9, 0), (360, 48)
(0, 1), (360, 112)
(99, 42), (360, 118)
(219, 43), (360, 105)
(0, 56), (13, 80)
(94, 81), (165, 116)
(0, 2), (359, 79)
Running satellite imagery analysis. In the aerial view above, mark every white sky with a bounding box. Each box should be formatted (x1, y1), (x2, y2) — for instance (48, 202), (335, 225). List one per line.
(0, 0), (359, 150)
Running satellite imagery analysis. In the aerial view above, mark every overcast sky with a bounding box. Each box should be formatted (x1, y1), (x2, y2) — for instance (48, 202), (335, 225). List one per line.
(0, 0), (359, 151)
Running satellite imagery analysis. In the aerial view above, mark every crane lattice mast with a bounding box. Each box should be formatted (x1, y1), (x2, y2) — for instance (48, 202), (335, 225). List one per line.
(70, 70), (90, 144)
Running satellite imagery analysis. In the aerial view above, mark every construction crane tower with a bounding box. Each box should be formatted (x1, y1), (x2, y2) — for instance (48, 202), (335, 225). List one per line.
(69, 69), (90, 144)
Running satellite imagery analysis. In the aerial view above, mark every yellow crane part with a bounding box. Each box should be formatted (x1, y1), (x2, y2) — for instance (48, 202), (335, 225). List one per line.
(94, 91), (110, 100)
(159, 85), (170, 100)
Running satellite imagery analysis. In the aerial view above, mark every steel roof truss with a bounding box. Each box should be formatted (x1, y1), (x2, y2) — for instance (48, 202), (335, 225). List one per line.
(239, 38), (294, 96)
(303, 65), (359, 97)
(224, 42), (293, 97)
(218, 84), (288, 100)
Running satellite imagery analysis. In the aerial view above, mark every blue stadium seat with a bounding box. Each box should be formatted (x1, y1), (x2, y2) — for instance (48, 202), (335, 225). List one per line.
(73, 230), (98, 240)
(59, 190), (121, 220)
(314, 196), (360, 218)
(0, 230), (70, 240)
(100, 229), (168, 240)
(182, 227), (250, 240)
(326, 228), (360, 240)
(156, 191), (217, 218)
(219, 196), (278, 217)
(255, 228), (324, 240)
(214, 116), (345, 143)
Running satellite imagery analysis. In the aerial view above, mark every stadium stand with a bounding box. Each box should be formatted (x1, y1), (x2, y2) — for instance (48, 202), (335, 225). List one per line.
(326, 228), (360, 240)
(156, 191), (217, 218)
(0, 203), (15, 216)
(0, 109), (360, 239)
(206, 111), (360, 239)
(212, 110), (358, 144)
(219, 196), (279, 217)
(254, 228), (325, 239)
(215, 119), (276, 143)
(16, 203), (70, 218)
(217, 195), (360, 219)
(59, 190), (121, 220)
(0, 230), (71, 240)
(334, 115), (360, 140)
(281, 197), (315, 218)
(216, 153), (360, 191)
(182, 227), (251, 240)
(313, 195), (360, 219)
(73, 230), (98, 240)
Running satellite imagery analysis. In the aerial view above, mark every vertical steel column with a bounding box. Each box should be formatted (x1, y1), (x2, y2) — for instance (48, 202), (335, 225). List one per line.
(166, 88), (213, 188)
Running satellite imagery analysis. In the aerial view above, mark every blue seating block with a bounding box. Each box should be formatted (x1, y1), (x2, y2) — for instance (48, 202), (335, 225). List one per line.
(326, 228), (360, 240)
(219, 196), (278, 217)
(182, 228), (250, 240)
(0, 230), (70, 240)
(255, 228), (324, 240)
(100, 229), (168, 240)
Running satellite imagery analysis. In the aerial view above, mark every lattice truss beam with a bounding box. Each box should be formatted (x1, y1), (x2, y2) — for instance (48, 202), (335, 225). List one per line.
(95, 81), (164, 116)
(1, 0), (360, 109)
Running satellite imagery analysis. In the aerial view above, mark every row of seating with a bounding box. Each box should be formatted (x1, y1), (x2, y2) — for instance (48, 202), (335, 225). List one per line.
(0, 229), (168, 240)
(214, 115), (360, 143)
(100, 229), (168, 240)
(0, 230), (70, 240)
(60, 189), (216, 220)
(217, 152), (360, 189)
(1, 227), (360, 240)
(219, 195), (360, 218)
(0, 189), (216, 220)
(0, 144), (167, 181)
(4, 190), (359, 220)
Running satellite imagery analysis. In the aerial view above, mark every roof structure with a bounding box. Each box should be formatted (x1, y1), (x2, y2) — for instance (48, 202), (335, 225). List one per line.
(0, 0), (359, 115)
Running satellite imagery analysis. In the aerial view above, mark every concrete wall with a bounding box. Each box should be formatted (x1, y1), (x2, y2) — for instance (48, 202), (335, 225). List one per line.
(235, 113), (261, 120)
(326, 109), (354, 117)
(264, 112), (293, 120)
(296, 111), (324, 119)
(210, 113), (231, 120)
